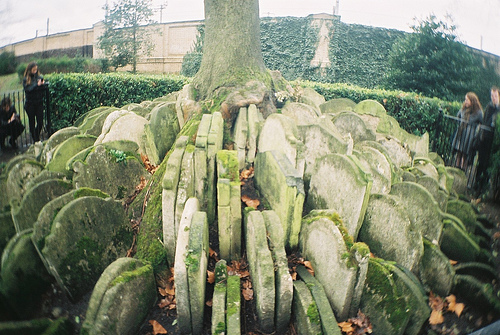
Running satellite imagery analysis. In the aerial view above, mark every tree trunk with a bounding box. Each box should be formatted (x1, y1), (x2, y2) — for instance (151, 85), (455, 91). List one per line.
(192, 0), (271, 100)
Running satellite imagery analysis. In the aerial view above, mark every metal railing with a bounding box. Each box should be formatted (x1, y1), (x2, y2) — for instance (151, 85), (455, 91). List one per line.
(432, 109), (493, 190)
(1, 85), (51, 150)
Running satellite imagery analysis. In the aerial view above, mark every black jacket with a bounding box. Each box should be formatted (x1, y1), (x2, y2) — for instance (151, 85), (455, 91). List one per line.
(23, 74), (46, 104)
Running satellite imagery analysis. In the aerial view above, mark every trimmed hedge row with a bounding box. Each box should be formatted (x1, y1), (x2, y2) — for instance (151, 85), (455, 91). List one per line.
(297, 80), (461, 136)
(45, 72), (189, 131)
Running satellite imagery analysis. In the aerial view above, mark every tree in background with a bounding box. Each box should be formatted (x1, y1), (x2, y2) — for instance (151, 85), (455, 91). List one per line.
(0, 51), (17, 75)
(385, 15), (495, 102)
(98, 0), (157, 73)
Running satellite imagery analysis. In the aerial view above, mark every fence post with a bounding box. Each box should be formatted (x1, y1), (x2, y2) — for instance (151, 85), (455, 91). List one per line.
(44, 84), (52, 136)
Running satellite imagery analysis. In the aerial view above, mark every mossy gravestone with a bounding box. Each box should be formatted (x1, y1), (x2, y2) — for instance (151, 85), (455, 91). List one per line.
(41, 196), (132, 300)
(82, 257), (156, 335)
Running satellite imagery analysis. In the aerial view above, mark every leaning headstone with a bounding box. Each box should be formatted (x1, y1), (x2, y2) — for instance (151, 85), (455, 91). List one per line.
(217, 150), (241, 261)
(148, 101), (180, 159)
(6, 159), (44, 206)
(419, 239), (455, 297)
(254, 150), (304, 249)
(320, 98), (357, 115)
(233, 107), (249, 170)
(187, 211), (209, 335)
(300, 212), (360, 320)
(73, 145), (151, 200)
(194, 114), (211, 212)
(446, 199), (478, 234)
(11, 179), (73, 233)
(360, 193), (423, 272)
(78, 108), (117, 137)
(175, 145), (195, 245)
(445, 167), (467, 195)
(282, 102), (320, 126)
(360, 258), (410, 335)
(41, 196), (132, 300)
(295, 266), (341, 335)
(306, 153), (372, 240)
(206, 112), (224, 223)
(353, 145), (392, 195)
(245, 211), (275, 333)
(440, 218), (480, 262)
(0, 230), (52, 318)
(332, 111), (376, 144)
(81, 258), (156, 335)
(416, 175), (448, 211)
(162, 135), (188, 266)
(174, 197), (199, 334)
(262, 210), (293, 333)
(299, 87), (326, 111)
(378, 135), (412, 169)
(45, 135), (97, 175)
(0, 211), (14, 255)
(211, 260), (228, 335)
(292, 280), (323, 335)
(389, 182), (443, 243)
(40, 127), (81, 165)
(226, 275), (241, 335)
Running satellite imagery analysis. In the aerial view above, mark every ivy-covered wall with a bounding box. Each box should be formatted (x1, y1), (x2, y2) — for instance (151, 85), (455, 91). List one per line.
(181, 15), (406, 89)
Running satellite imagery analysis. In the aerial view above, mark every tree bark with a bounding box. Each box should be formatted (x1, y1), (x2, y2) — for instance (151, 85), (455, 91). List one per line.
(192, 0), (271, 100)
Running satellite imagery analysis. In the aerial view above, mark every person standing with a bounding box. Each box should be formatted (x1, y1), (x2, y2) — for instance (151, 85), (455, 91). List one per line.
(451, 92), (483, 170)
(22, 62), (45, 142)
(0, 97), (25, 150)
(475, 86), (500, 193)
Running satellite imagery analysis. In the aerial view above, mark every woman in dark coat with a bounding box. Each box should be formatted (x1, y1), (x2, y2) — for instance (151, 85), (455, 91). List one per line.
(452, 92), (483, 170)
(23, 62), (46, 142)
(0, 97), (24, 150)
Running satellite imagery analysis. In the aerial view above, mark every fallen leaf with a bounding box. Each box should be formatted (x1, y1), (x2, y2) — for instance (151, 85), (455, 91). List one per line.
(449, 259), (458, 265)
(454, 302), (465, 317)
(493, 231), (500, 241)
(241, 195), (260, 209)
(149, 320), (168, 334)
(338, 321), (355, 333)
(240, 167), (254, 180)
(429, 310), (444, 325)
(158, 287), (168, 297)
(206, 299), (213, 307)
(207, 270), (215, 284)
(429, 292), (445, 311)
(209, 248), (218, 258)
(303, 260), (315, 276)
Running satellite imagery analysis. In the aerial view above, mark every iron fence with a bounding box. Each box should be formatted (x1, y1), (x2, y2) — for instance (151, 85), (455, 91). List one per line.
(1, 85), (51, 150)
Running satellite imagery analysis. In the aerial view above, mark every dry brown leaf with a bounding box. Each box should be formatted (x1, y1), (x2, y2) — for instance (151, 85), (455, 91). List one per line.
(449, 259), (458, 265)
(454, 302), (465, 317)
(158, 287), (168, 297)
(149, 320), (168, 334)
(241, 195), (260, 209)
(429, 310), (444, 325)
(429, 292), (445, 311)
(206, 299), (213, 307)
(338, 321), (355, 334)
(240, 167), (254, 180)
(209, 248), (218, 258)
(303, 260), (315, 276)
(207, 270), (215, 284)
(493, 231), (500, 241)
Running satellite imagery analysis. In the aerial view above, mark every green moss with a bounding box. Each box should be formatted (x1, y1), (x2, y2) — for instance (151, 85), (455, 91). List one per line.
(306, 302), (321, 325)
(110, 264), (153, 287)
(185, 249), (200, 272)
(216, 150), (239, 182)
(343, 242), (371, 268)
(302, 210), (354, 249)
(214, 321), (226, 335)
(73, 187), (109, 199)
(226, 275), (240, 317)
(365, 258), (409, 329)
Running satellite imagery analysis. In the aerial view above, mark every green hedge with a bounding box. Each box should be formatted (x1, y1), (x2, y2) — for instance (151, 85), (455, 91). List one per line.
(45, 72), (189, 131)
(297, 80), (461, 136)
(16, 56), (107, 78)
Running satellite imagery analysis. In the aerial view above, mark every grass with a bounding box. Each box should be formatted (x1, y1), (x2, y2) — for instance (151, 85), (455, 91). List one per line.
(0, 73), (23, 93)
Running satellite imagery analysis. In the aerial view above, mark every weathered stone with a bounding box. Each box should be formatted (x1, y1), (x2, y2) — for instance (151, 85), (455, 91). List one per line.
(226, 275), (241, 335)
(216, 150), (241, 261)
(211, 260), (227, 335)
(299, 87), (326, 111)
(175, 145), (195, 247)
(78, 108), (117, 137)
(206, 112), (224, 223)
(6, 159), (44, 207)
(360, 193), (423, 272)
(320, 98), (356, 115)
(298, 121), (348, 184)
(82, 258), (156, 335)
(377, 135), (413, 169)
(389, 182), (443, 243)
(419, 239), (455, 297)
(446, 199), (478, 234)
(12, 179), (73, 233)
(162, 136), (188, 266)
(262, 210), (293, 333)
(454, 275), (500, 314)
(175, 84), (200, 129)
(173, 197), (199, 334)
(332, 111), (376, 143)
(247, 104), (261, 165)
(295, 266), (341, 335)
(0, 230), (52, 318)
(353, 145), (392, 195)
(254, 150), (304, 249)
(73, 145), (151, 200)
(299, 213), (358, 320)
(233, 107), (248, 170)
(40, 127), (81, 165)
(381, 260), (431, 335)
(41, 196), (132, 300)
(148, 101), (180, 160)
(0, 212), (14, 256)
(416, 175), (448, 211)
(292, 280), (323, 335)
(377, 115), (429, 157)
(258, 113), (304, 173)
(282, 102), (320, 126)
(245, 211), (275, 333)
(409, 157), (439, 180)
(440, 218), (480, 262)
(187, 211), (209, 335)
(360, 258), (410, 335)
(306, 153), (372, 240)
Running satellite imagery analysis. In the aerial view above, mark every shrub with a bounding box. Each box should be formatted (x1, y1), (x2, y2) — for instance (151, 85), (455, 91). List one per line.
(16, 56), (108, 78)
(0, 51), (17, 75)
(45, 72), (189, 131)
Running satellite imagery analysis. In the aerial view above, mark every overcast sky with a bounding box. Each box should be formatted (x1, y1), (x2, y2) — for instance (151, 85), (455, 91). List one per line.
(1, 0), (499, 56)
